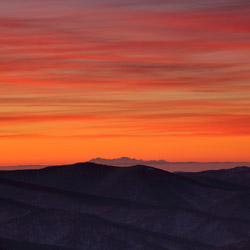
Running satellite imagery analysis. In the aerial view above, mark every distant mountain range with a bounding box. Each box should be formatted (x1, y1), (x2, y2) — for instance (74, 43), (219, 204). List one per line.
(1, 158), (249, 172)
(91, 157), (169, 165)
(90, 157), (250, 172)
(0, 162), (250, 249)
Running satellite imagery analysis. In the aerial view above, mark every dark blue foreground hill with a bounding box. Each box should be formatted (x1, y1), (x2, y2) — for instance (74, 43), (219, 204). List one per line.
(0, 162), (250, 250)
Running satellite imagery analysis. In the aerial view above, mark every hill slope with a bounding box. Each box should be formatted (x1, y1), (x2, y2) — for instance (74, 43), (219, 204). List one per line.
(0, 163), (249, 250)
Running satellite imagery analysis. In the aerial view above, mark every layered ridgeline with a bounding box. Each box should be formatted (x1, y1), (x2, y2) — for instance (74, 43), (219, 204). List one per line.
(0, 162), (249, 250)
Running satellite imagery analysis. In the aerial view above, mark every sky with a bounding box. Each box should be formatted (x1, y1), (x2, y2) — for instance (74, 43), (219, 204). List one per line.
(0, 0), (250, 165)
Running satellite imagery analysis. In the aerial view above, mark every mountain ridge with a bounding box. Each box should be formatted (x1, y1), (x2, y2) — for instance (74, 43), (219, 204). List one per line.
(0, 162), (249, 250)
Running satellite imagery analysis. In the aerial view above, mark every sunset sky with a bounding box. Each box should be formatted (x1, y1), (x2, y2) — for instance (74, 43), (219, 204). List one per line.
(0, 0), (250, 165)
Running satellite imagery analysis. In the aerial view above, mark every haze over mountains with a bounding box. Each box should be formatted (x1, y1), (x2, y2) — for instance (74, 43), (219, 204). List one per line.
(1, 157), (249, 172)
(91, 157), (250, 172)
(0, 162), (250, 250)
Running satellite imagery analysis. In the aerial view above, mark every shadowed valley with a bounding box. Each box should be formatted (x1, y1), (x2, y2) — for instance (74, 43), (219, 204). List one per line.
(0, 162), (249, 250)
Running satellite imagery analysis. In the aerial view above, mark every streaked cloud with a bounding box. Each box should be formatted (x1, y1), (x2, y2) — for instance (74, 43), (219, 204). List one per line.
(0, 0), (249, 164)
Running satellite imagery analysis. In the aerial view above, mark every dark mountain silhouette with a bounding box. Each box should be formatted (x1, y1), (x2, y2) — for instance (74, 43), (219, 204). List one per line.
(0, 237), (72, 250)
(180, 166), (250, 187)
(0, 162), (249, 249)
(212, 239), (250, 249)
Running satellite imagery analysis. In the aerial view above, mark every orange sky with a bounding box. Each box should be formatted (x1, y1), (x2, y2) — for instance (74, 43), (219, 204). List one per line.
(1, 0), (250, 165)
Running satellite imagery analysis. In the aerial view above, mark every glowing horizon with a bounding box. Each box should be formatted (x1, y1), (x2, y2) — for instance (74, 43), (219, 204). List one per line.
(1, 0), (250, 165)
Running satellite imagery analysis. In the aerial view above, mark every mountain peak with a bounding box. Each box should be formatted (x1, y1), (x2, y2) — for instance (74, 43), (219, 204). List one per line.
(90, 157), (168, 166)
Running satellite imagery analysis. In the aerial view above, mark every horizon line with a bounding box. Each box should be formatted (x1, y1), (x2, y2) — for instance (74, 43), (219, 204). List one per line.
(1, 160), (250, 168)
